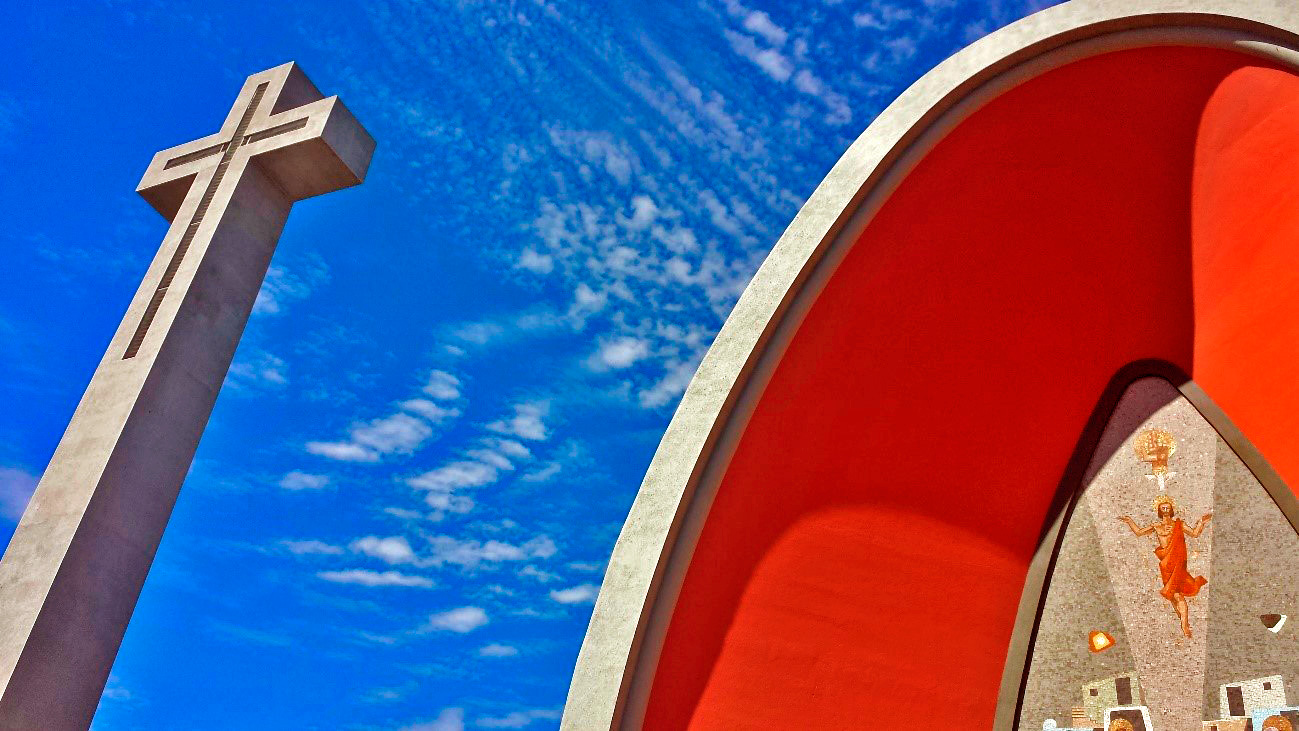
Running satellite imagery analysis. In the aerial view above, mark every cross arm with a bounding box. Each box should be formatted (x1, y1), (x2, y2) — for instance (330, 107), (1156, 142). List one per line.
(244, 95), (376, 203)
(136, 61), (375, 220)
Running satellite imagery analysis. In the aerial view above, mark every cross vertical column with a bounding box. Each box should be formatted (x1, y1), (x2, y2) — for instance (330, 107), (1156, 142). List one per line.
(0, 62), (374, 730)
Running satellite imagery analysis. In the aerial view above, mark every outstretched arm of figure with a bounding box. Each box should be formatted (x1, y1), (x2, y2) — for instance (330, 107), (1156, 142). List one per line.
(1186, 513), (1213, 537)
(1118, 516), (1154, 536)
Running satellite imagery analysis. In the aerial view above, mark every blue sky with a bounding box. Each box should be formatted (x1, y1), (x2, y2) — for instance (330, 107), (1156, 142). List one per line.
(1, 1), (1053, 728)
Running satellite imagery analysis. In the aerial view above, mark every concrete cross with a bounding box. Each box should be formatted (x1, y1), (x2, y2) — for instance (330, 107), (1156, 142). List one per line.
(0, 63), (374, 729)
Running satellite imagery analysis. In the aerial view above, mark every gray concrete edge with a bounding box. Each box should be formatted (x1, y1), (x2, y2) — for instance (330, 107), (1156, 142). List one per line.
(559, 2), (1299, 729)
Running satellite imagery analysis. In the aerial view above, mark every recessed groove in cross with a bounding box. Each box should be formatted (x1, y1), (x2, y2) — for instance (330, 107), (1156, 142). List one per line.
(244, 117), (308, 145)
(163, 142), (228, 169)
(123, 81), (270, 359)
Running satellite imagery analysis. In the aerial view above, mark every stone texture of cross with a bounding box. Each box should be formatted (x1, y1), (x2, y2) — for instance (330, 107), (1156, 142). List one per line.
(0, 62), (374, 729)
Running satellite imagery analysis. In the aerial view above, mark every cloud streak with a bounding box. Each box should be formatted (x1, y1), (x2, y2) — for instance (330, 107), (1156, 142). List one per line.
(549, 583), (599, 605)
(306, 369), (464, 463)
(278, 471), (330, 490)
(421, 606), (488, 633)
(317, 569), (434, 588)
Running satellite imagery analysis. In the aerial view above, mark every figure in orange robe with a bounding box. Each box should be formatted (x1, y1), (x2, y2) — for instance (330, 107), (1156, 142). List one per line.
(1119, 497), (1211, 638)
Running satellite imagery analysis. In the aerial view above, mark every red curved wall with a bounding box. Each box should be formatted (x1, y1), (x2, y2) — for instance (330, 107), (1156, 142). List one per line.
(1192, 65), (1299, 484)
(643, 48), (1299, 729)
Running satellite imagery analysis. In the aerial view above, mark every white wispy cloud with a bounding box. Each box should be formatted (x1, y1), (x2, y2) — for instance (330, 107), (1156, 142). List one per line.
(410, 461), (500, 492)
(549, 583), (599, 605)
(364, 685), (410, 703)
(851, 3), (913, 30)
(723, 29), (793, 82)
(515, 248), (554, 274)
(0, 466), (38, 521)
(518, 565), (559, 583)
(423, 534), (557, 569)
(400, 399), (461, 424)
(619, 194), (659, 231)
(639, 354), (703, 408)
(486, 401), (549, 441)
(475, 710), (561, 729)
(400, 708), (465, 731)
(278, 471), (330, 490)
(791, 69), (852, 125)
(407, 450), (506, 514)
(519, 439), (581, 485)
(307, 367), (464, 462)
(101, 675), (131, 703)
(453, 322), (505, 345)
(546, 126), (636, 185)
(421, 606), (489, 633)
(330, 532), (557, 571)
(253, 257), (329, 315)
(227, 350), (289, 390)
(718, 3), (854, 125)
(477, 643), (519, 658)
(423, 370), (462, 400)
(280, 539), (343, 555)
(307, 412), (435, 463)
(398, 402), (546, 514)
(587, 337), (650, 370)
(442, 311), (573, 355)
(317, 569), (434, 588)
(360, 631), (400, 646)
(489, 438), (532, 460)
(304, 441), (378, 462)
(383, 506), (426, 521)
(351, 535), (418, 565)
(348, 413), (433, 454)
(518, 183), (754, 410)
(519, 461), (561, 483)
(466, 447), (513, 471)
(742, 10), (787, 46)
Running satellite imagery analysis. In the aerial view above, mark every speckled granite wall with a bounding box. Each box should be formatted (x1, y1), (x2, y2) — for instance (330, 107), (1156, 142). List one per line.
(1202, 440), (1299, 715)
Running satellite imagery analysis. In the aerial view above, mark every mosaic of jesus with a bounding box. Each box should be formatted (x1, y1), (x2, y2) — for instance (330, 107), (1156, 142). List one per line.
(1117, 489), (1211, 638)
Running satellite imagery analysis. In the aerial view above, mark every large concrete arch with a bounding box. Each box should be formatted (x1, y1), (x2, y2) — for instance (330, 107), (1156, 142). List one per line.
(560, 2), (1299, 729)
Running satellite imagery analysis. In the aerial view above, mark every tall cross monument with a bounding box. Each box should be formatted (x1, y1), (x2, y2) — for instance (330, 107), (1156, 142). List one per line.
(0, 63), (374, 729)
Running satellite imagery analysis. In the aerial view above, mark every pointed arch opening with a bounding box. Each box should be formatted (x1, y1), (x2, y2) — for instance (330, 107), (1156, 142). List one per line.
(1013, 368), (1299, 731)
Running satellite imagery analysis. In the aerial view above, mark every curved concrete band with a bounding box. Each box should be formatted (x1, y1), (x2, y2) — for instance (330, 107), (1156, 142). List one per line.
(559, 2), (1299, 729)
